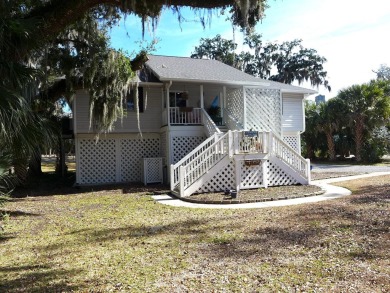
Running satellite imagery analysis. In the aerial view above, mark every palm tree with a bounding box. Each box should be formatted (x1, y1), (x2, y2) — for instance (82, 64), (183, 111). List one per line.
(316, 98), (348, 160)
(337, 80), (390, 162)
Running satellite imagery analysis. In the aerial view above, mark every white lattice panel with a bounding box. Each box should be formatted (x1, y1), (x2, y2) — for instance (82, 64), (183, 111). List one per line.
(240, 161), (264, 189)
(141, 157), (163, 184)
(78, 138), (116, 184)
(120, 137), (160, 182)
(226, 88), (244, 125)
(196, 159), (236, 193)
(267, 160), (298, 186)
(245, 88), (281, 136)
(171, 136), (205, 164)
(283, 134), (300, 153)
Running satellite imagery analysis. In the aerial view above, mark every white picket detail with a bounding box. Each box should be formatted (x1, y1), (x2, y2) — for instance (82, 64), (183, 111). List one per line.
(202, 109), (221, 137)
(170, 133), (223, 191)
(269, 133), (310, 182)
(233, 131), (268, 154)
(180, 132), (229, 196)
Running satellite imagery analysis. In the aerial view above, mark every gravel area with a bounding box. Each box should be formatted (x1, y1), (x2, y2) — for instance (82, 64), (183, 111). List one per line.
(310, 163), (390, 180)
(188, 185), (323, 203)
(311, 163), (390, 173)
(311, 171), (366, 180)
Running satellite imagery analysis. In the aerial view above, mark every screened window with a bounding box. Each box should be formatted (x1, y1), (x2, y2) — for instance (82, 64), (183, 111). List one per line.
(126, 87), (144, 112)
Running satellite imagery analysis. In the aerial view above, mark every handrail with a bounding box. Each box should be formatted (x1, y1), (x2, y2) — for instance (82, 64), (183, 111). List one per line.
(223, 108), (244, 131)
(180, 132), (230, 196)
(170, 132), (223, 190)
(270, 133), (310, 181)
(201, 108), (221, 137)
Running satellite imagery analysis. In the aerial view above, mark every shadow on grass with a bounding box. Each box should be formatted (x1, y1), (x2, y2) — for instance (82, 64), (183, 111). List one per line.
(39, 218), (209, 254)
(0, 265), (85, 293)
(348, 184), (390, 204)
(11, 172), (169, 198)
(0, 234), (15, 243)
(0, 209), (40, 217)
(193, 186), (389, 262)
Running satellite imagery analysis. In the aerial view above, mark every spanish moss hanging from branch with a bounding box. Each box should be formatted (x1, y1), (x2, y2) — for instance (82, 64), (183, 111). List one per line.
(86, 49), (135, 134)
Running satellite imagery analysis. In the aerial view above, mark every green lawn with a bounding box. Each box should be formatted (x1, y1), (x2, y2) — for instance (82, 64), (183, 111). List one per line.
(0, 176), (389, 292)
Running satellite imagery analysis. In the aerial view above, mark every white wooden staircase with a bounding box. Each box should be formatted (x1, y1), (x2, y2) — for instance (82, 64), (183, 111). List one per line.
(170, 122), (311, 197)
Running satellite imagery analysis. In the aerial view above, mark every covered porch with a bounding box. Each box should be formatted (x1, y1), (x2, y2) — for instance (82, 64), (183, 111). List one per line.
(161, 83), (233, 127)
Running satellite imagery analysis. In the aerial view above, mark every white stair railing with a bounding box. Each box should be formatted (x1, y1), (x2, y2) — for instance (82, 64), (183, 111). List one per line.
(269, 133), (311, 182)
(201, 109), (221, 137)
(170, 133), (224, 191)
(179, 132), (229, 196)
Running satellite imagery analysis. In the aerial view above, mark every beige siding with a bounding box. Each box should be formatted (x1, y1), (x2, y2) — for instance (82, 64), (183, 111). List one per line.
(74, 87), (163, 133)
(282, 93), (304, 132)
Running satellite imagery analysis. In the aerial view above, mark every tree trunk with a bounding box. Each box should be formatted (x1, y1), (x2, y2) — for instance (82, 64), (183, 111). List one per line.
(354, 116), (364, 162)
(55, 136), (67, 177)
(306, 144), (314, 159)
(325, 131), (336, 160)
(28, 147), (43, 177)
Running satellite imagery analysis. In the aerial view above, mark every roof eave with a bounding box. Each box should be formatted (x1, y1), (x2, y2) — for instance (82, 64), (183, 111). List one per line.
(280, 89), (317, 95)
(157, 77), (270, 87)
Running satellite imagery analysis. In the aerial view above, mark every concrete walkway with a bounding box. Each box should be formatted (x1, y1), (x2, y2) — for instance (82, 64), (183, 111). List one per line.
(151, 172), (390, 209)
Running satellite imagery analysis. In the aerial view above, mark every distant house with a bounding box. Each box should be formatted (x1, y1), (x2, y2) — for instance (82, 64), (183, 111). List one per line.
(315, 94), (326, 105)
(72, 55), (316, 197)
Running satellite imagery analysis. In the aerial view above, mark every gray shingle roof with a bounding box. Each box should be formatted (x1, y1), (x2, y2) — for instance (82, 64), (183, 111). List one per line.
(145, 55), (317, 94)
(145, 55), (268, 86)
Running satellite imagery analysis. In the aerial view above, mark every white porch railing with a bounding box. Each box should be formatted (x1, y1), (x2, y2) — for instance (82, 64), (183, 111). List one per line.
(202, 109), (221, 137)
(269, 133), (310, 182)
(223, 109), (244, 131)
(232, 131), (268, 154)
(169, 107), (202, 125)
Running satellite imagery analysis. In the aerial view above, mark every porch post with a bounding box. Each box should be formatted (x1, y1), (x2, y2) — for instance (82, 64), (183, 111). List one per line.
(223, 86), (226, 120)
(235, 157), (241, 192)
(219, 91), (223, 118)
(200, 84), (204, 109)
(262, 159), (268, 188)
(166, 81), (172, 126)
(243, 86), (247, 129)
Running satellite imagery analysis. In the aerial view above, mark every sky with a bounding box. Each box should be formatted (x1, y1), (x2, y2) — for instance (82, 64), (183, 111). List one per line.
(110, 0), (390, 99)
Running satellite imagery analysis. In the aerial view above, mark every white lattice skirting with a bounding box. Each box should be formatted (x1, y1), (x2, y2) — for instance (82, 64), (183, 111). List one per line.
(76, 134), (161, 185)
(194, 157), (299, 194)
(171, 135), (205, 164)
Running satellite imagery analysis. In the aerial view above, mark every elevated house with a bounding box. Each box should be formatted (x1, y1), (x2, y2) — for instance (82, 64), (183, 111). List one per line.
(72, 55), (316, 197)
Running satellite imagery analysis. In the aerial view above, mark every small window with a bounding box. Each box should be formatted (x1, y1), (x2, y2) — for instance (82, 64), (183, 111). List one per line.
(126, 87), (144, 112)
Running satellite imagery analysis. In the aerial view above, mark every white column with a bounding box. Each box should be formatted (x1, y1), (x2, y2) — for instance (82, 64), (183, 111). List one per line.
(200, 84), (204, 109)
(235, 157), (241, 192)
(166, 81), (172, 126)
(243, 86), (247, 129)
(262, 159), (268, 188)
